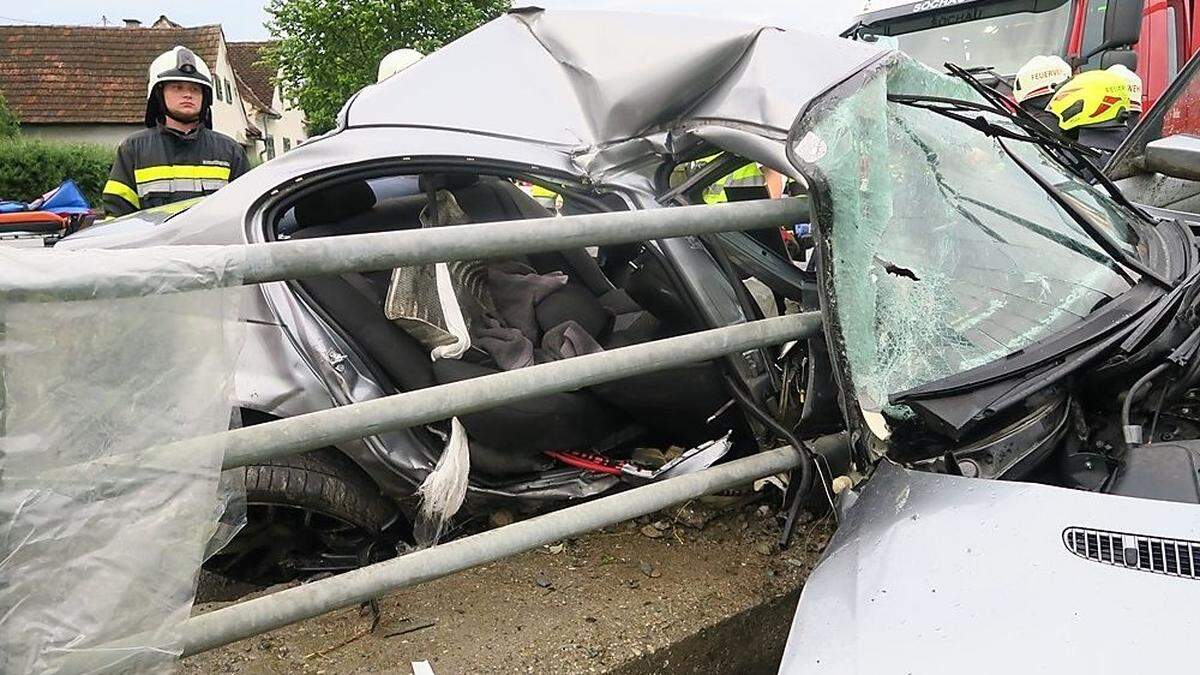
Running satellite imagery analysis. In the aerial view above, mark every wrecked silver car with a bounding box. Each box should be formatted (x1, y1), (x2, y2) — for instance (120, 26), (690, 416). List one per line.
(60, 9), (883, 583)
(56, 8), (1200, 668)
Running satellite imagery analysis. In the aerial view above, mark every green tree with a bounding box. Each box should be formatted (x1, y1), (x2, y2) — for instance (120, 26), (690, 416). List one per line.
(0, 89), (20, 139)
(265, 0), (509, 135)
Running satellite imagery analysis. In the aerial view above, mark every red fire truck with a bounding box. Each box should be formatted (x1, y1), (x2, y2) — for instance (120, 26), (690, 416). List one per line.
(846, 0), (1199, 111)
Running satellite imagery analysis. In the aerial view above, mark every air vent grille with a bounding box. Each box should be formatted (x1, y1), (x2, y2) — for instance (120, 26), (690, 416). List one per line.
(1064, 527), (1200, 580)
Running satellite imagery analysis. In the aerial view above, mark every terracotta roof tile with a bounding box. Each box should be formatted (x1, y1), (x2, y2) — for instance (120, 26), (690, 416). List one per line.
(0, 25), (222, 124)
(233, 69), (275, 116)
(227, 41), (276, 111)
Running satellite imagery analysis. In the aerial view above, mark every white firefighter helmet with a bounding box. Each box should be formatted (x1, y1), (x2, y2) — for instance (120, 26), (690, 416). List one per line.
(145, 46), (214, 127)
(1107, 63), (1144, 113)
(1013, 55), (1073, 104)
(377, 48), (424, 82)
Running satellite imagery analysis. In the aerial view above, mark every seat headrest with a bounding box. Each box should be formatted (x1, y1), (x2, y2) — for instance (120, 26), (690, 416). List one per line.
(294, 180), (377, 227)
(418, 173), (480, 193)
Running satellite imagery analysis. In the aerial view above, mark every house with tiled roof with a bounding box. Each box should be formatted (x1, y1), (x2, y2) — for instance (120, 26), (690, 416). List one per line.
(227, 40), (308, 161)
(0, 17), (273, 157)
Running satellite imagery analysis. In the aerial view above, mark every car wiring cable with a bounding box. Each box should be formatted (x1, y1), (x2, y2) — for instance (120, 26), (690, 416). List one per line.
(1148, 380), (1172, 442)
(723, 374), (835, 518)
(1122, 362), (1172, 437)
(543, 450), (625, 475)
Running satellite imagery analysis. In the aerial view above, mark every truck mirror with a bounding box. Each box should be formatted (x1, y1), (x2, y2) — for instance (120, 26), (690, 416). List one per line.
(1083, 0), (1145, 61)
(1144, 135), (1200, 181)
(1099, 49), (1138, 71)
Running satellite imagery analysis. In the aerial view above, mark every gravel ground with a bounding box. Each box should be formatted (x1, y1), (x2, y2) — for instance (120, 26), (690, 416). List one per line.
(183, 496), (833, 674)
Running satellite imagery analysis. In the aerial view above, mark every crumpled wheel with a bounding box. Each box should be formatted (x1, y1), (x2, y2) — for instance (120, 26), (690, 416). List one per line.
(204, 448), (403, 585)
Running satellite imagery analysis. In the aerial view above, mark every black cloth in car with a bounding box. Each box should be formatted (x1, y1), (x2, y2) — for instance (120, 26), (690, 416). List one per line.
(432, 359), (634, 456)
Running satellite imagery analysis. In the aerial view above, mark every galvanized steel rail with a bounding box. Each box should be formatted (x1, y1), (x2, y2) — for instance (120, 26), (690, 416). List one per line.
(181, 312), (820, 470)
(180, 445), (804, 657)
(9, 197), (821, 667)
(1, 198), (808, 302)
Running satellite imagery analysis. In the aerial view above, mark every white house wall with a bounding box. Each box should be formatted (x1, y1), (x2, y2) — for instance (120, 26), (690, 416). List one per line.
(209, 38), (256, 149)
(271, 83), (307, 151)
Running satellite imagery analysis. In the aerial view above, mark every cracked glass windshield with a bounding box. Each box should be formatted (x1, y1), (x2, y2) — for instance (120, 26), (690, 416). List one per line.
(793, 56), (1144, 415)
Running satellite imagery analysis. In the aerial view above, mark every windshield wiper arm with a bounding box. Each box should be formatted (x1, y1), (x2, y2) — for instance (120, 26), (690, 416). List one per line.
(889, 94), (1169, 288)
(942, 63), (1158, 223)
(997, 136), (1172, 289)
(889, 94), (1100, 163)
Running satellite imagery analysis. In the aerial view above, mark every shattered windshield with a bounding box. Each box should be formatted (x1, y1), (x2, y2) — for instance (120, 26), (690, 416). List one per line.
(792, 57), (1141, 414)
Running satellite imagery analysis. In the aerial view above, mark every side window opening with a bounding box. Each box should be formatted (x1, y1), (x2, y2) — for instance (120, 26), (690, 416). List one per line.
(264, 171), (740, 455)
(664, 154), (809, 263)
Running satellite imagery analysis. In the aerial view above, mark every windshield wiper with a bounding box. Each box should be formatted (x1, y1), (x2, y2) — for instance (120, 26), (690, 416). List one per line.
(941, 63), (1157, 224)
(998, 137), (1171, 288)
(888, 93), (1101, 168)
(888, 94), (1171, 289)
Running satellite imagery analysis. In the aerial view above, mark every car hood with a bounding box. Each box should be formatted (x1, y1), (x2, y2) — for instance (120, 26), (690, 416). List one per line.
(779, 461), (1200, 673)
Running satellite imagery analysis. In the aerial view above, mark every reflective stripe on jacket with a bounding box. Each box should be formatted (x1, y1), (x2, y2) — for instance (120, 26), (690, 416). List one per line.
(703, 163), (765, 204)
(103, 124), (250, 217)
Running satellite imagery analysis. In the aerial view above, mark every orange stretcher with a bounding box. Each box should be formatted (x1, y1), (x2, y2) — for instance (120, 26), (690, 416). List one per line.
(0, 210), (65, 234)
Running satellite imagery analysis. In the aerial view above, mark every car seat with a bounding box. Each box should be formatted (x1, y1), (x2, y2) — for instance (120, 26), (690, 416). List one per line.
(285, 175), (735, 471)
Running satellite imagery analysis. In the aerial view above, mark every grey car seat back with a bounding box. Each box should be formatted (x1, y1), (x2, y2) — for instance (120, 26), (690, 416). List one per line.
(284, 175), (735, 467)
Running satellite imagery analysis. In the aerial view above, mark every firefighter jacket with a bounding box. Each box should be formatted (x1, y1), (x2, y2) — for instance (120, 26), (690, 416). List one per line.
(103, 124), (250, 217)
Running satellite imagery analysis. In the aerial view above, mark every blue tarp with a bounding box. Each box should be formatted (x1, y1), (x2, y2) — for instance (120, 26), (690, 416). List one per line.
(0, 180), (91, 215)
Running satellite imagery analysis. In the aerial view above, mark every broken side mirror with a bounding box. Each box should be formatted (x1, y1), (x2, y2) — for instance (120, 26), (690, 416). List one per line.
(1144, 134), (1200, 181)
(1080, 0), (1145, 63)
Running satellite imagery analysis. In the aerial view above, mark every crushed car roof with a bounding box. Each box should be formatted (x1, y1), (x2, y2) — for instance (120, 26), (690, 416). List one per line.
(345, 7), (887, 157)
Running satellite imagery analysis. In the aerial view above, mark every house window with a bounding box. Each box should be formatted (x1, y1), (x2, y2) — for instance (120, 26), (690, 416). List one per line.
(213, 81), (222, 103)
(282, 138), (291, 152)
(224, 78), (233, 103)
(264, 135), (276, 161)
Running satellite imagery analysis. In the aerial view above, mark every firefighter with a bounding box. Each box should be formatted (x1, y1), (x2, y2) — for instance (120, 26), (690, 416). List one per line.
(1046, 69), (1133, 163)
(103, 46), (250, 218)
(1012, 55), (1073, 130)
(702, 163), (785, 203)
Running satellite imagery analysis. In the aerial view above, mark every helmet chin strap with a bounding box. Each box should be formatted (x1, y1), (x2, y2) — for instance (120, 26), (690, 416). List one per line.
(165, 108), (201, 125)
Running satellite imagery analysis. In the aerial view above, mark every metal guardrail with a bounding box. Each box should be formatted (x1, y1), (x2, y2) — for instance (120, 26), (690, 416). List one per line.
(153, 312), (819, 471)
(8, 197), (820, 667)
(0, 198), (809, 302)
(180, 446), (804, 656)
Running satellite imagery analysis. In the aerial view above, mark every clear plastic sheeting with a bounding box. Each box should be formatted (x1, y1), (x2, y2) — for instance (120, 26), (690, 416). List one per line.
(0, 246), (244, 673)
(793, 56), (1137, 414)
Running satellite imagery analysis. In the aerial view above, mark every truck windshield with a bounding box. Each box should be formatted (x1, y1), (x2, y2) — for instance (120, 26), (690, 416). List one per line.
(864, 1), (1073, 76)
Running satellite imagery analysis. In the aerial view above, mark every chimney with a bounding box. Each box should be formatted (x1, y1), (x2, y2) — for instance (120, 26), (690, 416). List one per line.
(123, 18), (142, 28)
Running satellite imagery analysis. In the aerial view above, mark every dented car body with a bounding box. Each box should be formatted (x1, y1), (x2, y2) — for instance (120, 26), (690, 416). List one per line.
(60, 9), (1200, 668)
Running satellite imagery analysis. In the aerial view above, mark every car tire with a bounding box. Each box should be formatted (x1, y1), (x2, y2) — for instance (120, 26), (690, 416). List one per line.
(205, 448), (403, 585)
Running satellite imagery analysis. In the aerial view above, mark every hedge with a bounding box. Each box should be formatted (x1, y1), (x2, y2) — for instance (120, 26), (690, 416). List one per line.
(0, 91), (18, 139)
(0, 138), (114, 207)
